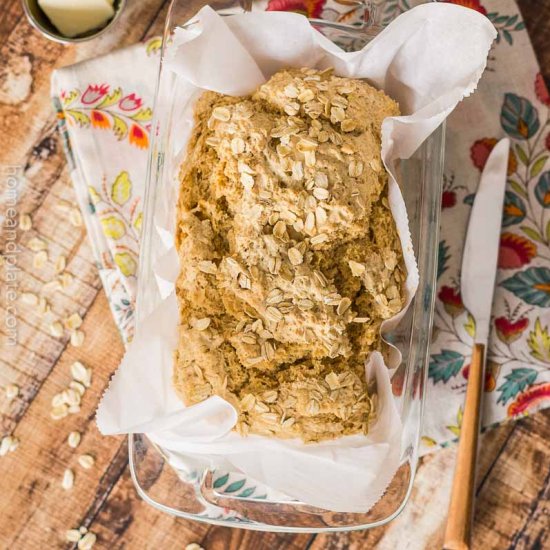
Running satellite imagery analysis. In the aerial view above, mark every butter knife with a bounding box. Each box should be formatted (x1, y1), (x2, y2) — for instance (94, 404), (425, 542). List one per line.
(443, 138), (510, 550)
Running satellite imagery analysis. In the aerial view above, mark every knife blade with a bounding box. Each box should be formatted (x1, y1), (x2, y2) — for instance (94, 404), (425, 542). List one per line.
(461, 137), (510, 344)
(444, 137), (510, 550)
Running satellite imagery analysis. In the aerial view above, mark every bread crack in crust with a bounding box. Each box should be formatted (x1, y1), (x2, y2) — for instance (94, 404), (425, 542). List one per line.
(174, 68), (403, 442)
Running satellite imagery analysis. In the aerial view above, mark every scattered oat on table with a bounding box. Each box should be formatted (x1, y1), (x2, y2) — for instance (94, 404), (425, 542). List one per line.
(70, 329), (85, 347)
(77, 532), (97, 550)
(19, 213), (32, 231)
(33, 250), (48, 269)
(71, 361), (92, 387)
(0, 435), (19, 456)
(67, 431), (81, 448)
(78, 454), (95, 469)
(27, 236), (47, 251)
(65, 312), (83, 331)
(65, 529), (82, 542)
(49, 321), (64, 338)
(50, 362), (91, 420)
(4, 383), (20, 401)
(61, 468), (74, 490)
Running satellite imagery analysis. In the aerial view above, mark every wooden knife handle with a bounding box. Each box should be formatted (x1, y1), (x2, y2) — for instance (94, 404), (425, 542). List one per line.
(443, 343), (485, 550)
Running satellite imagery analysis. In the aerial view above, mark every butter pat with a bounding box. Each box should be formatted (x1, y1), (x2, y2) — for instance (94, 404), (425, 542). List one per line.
(38, 0), (115, 38)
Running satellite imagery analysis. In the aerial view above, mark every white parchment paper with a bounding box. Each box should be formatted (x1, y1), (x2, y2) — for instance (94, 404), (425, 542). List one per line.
(97, 3), (495, 513)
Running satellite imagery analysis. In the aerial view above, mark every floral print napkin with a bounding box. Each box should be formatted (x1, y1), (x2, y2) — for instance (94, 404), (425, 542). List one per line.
(420, 0), (550, 450)
(51, 0), (550, 452)
(52, 38), (161, 344)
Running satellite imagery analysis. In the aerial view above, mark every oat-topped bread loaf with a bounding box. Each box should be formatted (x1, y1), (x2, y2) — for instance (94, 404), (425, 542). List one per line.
(174, 68), (404, 442)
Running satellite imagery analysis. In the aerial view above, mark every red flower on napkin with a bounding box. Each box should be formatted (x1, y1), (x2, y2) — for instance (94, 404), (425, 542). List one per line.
(495, 316), (529, 344)
(266, 0), (327, 18)
(81, 84), (109, 105)
(444, 0), (487, 16)
(442, 190), (457, 209)
(508, 382), (550, 417)
(90, 110), (110, 129)
(119, 93), (144, 111)
(535, 73), (550, 106)
(498, 232), (537, 269)
(438, 285), (464, 317)
(471, 137), (517, 175)
(129, 124), (149, 149)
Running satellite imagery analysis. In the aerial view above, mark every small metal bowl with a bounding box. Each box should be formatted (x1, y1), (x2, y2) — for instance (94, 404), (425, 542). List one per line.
(21, 0), (126, 44)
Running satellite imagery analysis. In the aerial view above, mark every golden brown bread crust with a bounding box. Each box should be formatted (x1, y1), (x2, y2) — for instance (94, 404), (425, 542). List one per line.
(174, 68), (403, 442)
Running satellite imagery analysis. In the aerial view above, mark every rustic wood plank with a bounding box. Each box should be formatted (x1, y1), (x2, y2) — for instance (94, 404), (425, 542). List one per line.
(0, 291), (126, 549)
(507, 470), (550, 550)
(473, 411), (550, 550)
(0, 0), (24, 39)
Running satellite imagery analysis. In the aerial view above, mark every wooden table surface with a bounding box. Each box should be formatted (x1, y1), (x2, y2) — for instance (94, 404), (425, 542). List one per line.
(1, 1), (549, 549)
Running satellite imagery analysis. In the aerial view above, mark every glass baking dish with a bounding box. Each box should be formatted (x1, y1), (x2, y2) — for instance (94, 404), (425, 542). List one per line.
(132, 0), (444, 532)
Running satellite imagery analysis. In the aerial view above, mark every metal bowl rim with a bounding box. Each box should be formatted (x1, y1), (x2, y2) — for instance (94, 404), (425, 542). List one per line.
(21, 0), (127, 44)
